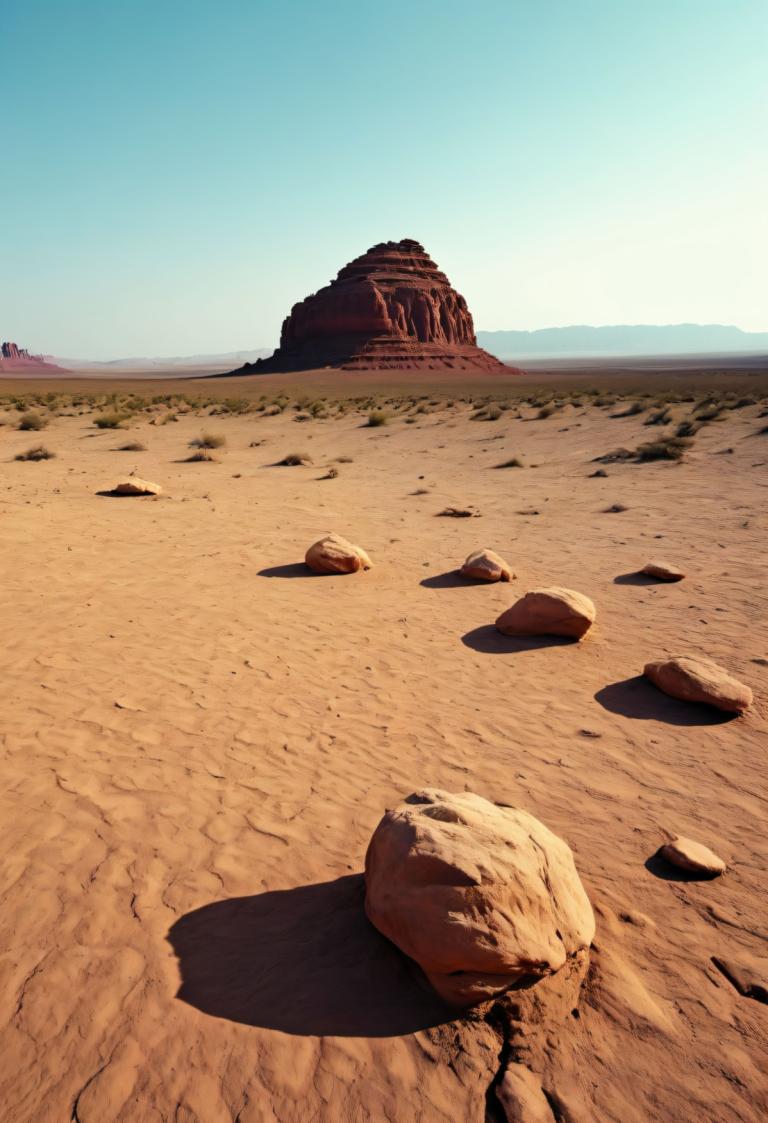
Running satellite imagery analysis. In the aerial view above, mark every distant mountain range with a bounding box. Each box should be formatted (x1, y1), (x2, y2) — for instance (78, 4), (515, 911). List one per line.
(476, 324), (768, 358)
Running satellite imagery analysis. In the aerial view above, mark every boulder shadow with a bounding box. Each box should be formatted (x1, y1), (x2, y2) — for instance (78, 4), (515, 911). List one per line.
(461, 625), (577, 654)
(644, 852), (721, 883)
(594, 676), (734, 726)
(95, 489), (155, 498)
(167, 874), (455, 1037)
(613, 572), (661, 586)
(421, 571), (483, 589)
(257, 563), (317, 579)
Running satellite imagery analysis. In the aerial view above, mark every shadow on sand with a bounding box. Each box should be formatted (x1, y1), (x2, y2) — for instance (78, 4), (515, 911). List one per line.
(168, 875), (454, 1037)
(257, 563), (317, 579)
(420, 570), (483, 589)
(594, 676), (734, 726)
(613, 572), (663, 586)
(461, 625), (577, 654)
(95, 489), (155, 498)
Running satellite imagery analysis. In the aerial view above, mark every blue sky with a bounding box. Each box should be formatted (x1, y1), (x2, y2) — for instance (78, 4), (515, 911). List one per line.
(2, 0), (766, 358)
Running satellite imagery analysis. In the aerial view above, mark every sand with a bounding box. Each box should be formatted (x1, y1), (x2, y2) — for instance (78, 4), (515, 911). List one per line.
(1, 380), (767, 1121)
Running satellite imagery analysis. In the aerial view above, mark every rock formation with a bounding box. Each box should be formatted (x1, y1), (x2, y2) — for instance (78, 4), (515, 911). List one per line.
(496, 588), (596, 640)
(364, 788), (595, 1006)
(232, 240), (513, 373)
(305, 533), (372, 575)
(0, 341), (63, 373)
(643, 654), (752, 713)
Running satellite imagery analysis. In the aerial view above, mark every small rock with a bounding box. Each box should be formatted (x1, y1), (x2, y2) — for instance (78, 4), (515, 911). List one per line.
(460, 548), (514, 582)
(642, 561), (685, 581)
(659, 835), (726, 876)
(644, 654), (752, 713)
(496, 588), (596, 640)
(305, 532), (372, 575)
(496, 1064), (555, 1123)
(114, 478), (162, 496)
(590, 469), (608, 478)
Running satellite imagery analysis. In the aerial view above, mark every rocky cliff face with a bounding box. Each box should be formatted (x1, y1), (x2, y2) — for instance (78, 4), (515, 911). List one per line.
(235, 240), (511, 373)
(0, 342), (62, 372)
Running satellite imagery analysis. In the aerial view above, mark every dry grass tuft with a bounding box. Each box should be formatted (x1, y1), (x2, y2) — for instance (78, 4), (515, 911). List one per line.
(190, 432), (226, 449)
(15, 445), (55, 461)
(278, 452), (312, 466)
(18, 411), (48, 431)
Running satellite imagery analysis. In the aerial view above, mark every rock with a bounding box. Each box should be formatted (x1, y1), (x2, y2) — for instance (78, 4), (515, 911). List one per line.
(364, 788), (595, 1006)
(643, 654), (752, 713)
(496, 1064), (555, 1123)
(114, 477), (162, 496)
(712, 956), (768, 1004)
(232, 240), (515, 373)
(659, 835), (726, 876)
(496, 588), (596, 640)
(0, 341), (62, 373)
(305, 533), (372, 575)
(460, 548), (513, 582)
(642, 560), (685, 581)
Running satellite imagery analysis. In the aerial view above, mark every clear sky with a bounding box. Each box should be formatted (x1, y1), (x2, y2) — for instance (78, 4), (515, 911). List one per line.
(2, 0), (766, 359)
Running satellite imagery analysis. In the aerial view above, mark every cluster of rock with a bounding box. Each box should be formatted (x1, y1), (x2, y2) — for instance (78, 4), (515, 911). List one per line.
(231, 240), (513, 373)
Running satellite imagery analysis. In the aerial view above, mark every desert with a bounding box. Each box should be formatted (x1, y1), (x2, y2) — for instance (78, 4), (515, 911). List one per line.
(1, 369), (767, 1121)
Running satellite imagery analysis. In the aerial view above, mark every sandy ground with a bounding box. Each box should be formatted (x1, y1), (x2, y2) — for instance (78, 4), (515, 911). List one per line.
(1, 386), (767, 1122)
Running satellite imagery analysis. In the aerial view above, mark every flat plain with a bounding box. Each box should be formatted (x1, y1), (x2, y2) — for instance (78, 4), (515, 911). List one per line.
(1, 369), (767, 1122)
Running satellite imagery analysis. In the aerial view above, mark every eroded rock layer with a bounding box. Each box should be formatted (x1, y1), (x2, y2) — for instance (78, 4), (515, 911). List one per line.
(234, 239), (512, 373)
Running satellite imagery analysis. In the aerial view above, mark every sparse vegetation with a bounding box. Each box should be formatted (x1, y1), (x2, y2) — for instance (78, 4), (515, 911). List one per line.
(185, 450), (218, 462)
(278, 452), (312, 466)
(94, 412), (128, 429)
(366, 410), (389, 427)
(644, 408), (672, 426)
(15, 445), (55, 461)
(611, 401), (645, 418)
(635, 436), (691, 461)
(675, 419), (701, 438)
(319, 466), (339, 479)
(190, 432), (226, 449)
(18, 411), (47, 431)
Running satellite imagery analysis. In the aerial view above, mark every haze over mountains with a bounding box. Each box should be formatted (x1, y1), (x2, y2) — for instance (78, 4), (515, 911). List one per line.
(476, 323), (768, 358)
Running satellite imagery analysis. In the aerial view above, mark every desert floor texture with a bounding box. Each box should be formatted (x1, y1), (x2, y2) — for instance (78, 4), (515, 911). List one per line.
(1, 372), (767, 1122)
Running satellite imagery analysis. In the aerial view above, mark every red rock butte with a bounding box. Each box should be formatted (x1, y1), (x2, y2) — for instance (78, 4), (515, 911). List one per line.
(233, 239), (513, 373)
(0, 341), (62, 373)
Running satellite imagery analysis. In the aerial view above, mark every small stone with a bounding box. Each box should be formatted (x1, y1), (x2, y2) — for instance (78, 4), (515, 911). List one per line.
(642, 561), (685, 582)
(305, 533), (372, 575)
(644, 654), (752, 713)
(460, 548), (513, 582)
(496, 588), (596, 640)
(659, 835), (726, 876)
(114, 478), (162, 496)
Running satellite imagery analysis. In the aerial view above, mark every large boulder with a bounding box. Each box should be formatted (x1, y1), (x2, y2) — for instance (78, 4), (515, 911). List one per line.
(114, 477), (162, 496)
(305, 533), (372, 575)
(644, 654), (752, 713)
(496, 587), (596, 639)
(460, 548), (513, 582)
(364, 789), (595, 1006)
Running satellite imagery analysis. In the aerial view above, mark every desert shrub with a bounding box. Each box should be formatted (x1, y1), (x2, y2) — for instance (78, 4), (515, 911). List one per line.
(537, 404), (556, 419)
(635, 436), (691, 461)
(320, 466), (339, 479)
(494, 457), (523, 468)
(729, 396), (756, 410)
(185, 450), (218, 462)
(117, 440), (146, 451)
(694, 402), (724, 422)
(190, 432), (226, 449)
(15, 445), (55, 460)
(294, 412), (312, 422)
(18, 411), (47, 431)
(644, 407), (672, 426)
(593, 447), (633, 463)
(611, 401), (645, 418)
(94, 412), (128, 429)
(367, 410), (389, 427)
(675, 419), (700, 438)
(604, 503), (628, 513)
(278, 452), (312, 465)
